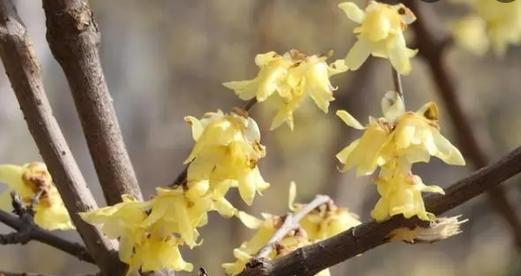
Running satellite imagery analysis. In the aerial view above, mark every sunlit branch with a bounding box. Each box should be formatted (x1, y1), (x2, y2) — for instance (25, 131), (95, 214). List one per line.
(240, 145), (521, 276)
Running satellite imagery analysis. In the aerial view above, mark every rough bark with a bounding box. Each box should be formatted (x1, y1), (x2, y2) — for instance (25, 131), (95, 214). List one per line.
(0, 1), (123, 274)
(41, 0), (143, 205)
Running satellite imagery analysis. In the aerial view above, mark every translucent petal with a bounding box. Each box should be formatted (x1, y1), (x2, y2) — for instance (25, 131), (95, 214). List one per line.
(381, 90), (405, 122)
(345, 39), (371, 70)
(237, 211), (263, 229)
(336, 110), (364, 130)
(338, 2), (365, 24)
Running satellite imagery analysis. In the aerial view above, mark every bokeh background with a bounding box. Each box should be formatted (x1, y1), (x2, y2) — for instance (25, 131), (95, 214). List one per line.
(1, 0), (520, 275)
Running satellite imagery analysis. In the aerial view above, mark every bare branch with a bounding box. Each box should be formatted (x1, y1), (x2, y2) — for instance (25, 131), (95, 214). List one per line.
(241, 145), (521, 276)
(403, 0), (521, 250)
(41, 0), (143, 205)
(0, 193), (94, 263)
(0, 1), (122, 274)
(256, 195), (331, 258)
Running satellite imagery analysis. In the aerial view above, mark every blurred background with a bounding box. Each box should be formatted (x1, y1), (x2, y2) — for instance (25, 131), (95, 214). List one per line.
(0, 0), (520, 275)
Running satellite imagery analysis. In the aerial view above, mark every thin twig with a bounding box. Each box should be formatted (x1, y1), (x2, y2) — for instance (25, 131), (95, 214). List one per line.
(240, 145), (521, 276)
(403, 0), (521, 251)
(0, 1), (120, 274)
(256, 195), (331, 258)
(391, 67), (404, 98)
(41, 0), (143, 205)
(0, 194), (94, 263)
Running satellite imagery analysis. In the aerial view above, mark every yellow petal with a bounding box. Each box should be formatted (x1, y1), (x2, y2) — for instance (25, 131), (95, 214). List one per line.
(237, 211), (263, 229)
(381, 90), (405, 122)
(433, 132), (466, 166)
(288, 181), (297, 211)
(345, 39), (371, 70)
(336, 110), (364, 130)
(338, 2), (365, 24)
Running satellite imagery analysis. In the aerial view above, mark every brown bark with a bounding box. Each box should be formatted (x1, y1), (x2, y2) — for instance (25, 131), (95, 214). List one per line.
(41, 0), (143, 205)
(0, 1), (123, 274)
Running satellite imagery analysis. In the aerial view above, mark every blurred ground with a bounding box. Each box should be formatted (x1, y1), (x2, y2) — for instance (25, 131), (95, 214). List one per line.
(0, 0), (520, 275)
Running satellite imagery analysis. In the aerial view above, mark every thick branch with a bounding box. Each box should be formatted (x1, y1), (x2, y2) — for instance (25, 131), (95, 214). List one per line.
(241, 145), (521, 276)
(404, 0), (521, 250)
(0, 1), (122, 274)
(41, 0), (142, 205)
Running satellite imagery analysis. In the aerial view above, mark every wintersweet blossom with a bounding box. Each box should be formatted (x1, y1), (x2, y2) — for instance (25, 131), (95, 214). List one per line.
(371, 162), (445, 221)
(79, 195), (150, 266)
(0, 162), (73, 230)
(336, 91), (465, 176)
(452, 0), (521, 55)
(185, 111), (269, 205)
(289, 182), (361, 241)
(81, 194), (194, 274)
(223, 214), (331, 276)
(223, 50), (348, 130)
(339, 1), (417, 74)
(224, 183), (360, 276)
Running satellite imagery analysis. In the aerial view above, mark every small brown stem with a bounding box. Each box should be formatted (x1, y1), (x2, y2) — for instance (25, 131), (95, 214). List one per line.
(391, 67), (404, 98)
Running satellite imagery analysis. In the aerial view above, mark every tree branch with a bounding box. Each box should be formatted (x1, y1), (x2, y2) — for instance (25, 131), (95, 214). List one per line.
(41, 0), (143, 205)
(0, 1), (122, 274)
(241, 145), (521, 276)
(403, 0), (521, 250)
(0, 193), (94, 263)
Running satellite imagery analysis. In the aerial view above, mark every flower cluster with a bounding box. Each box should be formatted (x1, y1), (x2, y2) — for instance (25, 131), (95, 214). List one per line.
(0, 162), (73, 230)
(451, 0), (521, 55)
(339, 1), (417, 75)
(224, 50), (347, 130)
(81, 111), (269, 274)
(223, 184), (360, 276)
(336, 91), (465, 221)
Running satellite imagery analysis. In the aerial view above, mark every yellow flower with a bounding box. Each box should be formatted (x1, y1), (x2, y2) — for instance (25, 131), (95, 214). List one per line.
(185, 111), (269, 205)
(142, 187), (212, 248)
(289, 182), (361, 241)
(450, 15), (489, 56)
(128, 235), (193, 274)
(224, 50), (348, 130)
(371, 163), (444, 221)
(454, 0), (521, 55)
(336, 91), (465, 176)
(80, 195), (150, 263)
(0, 162), (74, 230)
(339, 1), (417, 75)
(81, 193), (195, 274)
(223, 214), (313, 275)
